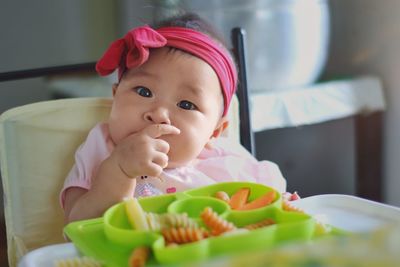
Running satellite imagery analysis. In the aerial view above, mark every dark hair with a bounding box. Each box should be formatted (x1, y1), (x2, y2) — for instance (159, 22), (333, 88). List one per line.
(152, 12), (231, 56)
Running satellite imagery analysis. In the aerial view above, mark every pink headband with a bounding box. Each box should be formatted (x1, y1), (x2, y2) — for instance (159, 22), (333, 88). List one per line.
(96, 26), (237, 116)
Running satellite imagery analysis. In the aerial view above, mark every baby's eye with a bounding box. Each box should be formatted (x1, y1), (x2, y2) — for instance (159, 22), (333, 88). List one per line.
(134, 86), (152, 97)
(177, 100), (197, 110)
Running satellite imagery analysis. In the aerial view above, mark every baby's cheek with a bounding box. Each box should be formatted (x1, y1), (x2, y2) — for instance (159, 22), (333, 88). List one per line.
(167, 127), (207, 162)
(167, 144), (197, 168)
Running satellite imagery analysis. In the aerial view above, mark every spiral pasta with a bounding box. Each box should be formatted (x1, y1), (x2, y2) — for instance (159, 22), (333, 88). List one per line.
(145, 212), (198, 231)
(128, 246), (150, 267)
(163, 213), (198, 229)
(244, 218), (275, 230)
(282, 200), (304, 213)
(54, 257), (102, 267)
(146, 212), (162, 231)
(161, 227), (208, 244)
(282, 200), (331, 234)
(200, 207), (236, 236)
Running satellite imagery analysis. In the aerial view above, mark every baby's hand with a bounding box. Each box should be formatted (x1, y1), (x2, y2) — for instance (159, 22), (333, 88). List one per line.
(112, 124), (180, 178)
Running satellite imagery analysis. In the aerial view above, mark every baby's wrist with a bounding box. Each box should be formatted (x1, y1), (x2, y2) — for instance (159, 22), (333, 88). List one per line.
(104, 155), (137, 179)
(92, 160), (137, 200)
(117, 162), (137, 179)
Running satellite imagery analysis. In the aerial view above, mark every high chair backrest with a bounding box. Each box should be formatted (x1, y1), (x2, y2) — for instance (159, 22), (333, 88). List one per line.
(0, 96), (240, 267)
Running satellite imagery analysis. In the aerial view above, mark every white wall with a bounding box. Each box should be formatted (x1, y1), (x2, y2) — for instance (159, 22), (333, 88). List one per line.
(324, 0), (400, 206)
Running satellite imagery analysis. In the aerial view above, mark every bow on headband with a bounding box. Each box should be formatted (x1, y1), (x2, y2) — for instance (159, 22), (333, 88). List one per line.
(96, 26), (237, 116)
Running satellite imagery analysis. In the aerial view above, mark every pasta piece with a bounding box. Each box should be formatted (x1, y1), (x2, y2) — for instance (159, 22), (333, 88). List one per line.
(128, 246), (150, 267)
(145, 212), (198, 231)
(161, 227), (208, 244)
(214, 191), (230, 203)
(163, 213), (198, 229)
(282, 200), (304, 213)
(166, 242), (179, 248)
(243, 218), (275, 230)
(201, 207), (236, 236)
(145, 212), (162, 231)
(221, 228), (249, 236)
(282, 200), (331, 234)
(54, 257), (102, 267)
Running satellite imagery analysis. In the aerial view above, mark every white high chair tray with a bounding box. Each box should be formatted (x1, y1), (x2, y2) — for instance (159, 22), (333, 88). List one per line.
(18, 194), (400, 267)
(292, 194), (400, 232)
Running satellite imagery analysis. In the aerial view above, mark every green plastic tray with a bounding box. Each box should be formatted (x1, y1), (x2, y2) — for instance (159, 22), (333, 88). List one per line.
(64, 182), (322, 267)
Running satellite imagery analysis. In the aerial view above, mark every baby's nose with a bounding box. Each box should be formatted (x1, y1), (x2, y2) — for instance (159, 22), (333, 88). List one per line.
(144, 108), (171, 124)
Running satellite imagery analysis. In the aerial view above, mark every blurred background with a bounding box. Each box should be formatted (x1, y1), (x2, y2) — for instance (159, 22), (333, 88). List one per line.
(1, 0), (400, 264)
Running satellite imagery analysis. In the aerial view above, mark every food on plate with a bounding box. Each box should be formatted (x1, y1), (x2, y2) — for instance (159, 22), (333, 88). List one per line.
(128, 246), (150, 267)
(201, 206), (236, 236)
(244, 218), (275, 230)
(238, 190), (276, 210)
(145, 212), (198, 231)
(228, 187), (250, 209)
(214, 191), (230, 203)
(223, 187), (277, 210)
(282, 200), (304, 213)
(125, 198), (149, 230)
(161, 227), (208, 245)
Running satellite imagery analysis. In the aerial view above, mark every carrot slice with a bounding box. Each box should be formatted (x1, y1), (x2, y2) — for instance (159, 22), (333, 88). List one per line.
(238, 190), (276, 210)
(229, 187), (250, 209)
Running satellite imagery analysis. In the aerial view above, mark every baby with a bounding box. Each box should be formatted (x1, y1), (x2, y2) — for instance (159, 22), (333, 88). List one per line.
(61, 13), (286, 223)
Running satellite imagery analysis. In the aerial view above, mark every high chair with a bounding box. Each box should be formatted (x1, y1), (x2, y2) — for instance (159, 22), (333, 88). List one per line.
(0, 96), (241, 267)
(0, 28), (250, 267)
(0, 98), (108, 266)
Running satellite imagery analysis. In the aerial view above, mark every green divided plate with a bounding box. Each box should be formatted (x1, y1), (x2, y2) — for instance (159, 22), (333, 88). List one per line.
(64, 182), (329, 267)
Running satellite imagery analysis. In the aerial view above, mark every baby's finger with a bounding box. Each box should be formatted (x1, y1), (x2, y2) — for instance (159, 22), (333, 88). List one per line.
(152, 153), (169, 169)
(145, 162), (164, 177)
(143, 124), (180, 139)
(154, 139), (170, 154)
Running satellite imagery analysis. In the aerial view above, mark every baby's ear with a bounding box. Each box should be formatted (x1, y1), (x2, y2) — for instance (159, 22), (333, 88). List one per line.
(205, 118), (229, 150)
(211, 117), (229, 138)
(112, 83), (119, 96)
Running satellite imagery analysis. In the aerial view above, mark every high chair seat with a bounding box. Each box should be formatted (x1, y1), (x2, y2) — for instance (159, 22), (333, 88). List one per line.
(0, 96), (239, 267)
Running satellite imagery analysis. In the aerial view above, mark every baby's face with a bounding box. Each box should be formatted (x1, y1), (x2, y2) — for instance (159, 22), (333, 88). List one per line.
(108, 47), (226, 168)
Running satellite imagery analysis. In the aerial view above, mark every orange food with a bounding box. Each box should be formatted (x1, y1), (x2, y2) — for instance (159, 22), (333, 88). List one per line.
(201, 207), (236, 236)
(214, 191), (230, 203)
(228, 187), (250, 209)
(244, 218), (275, 230)
(238, 190), (276, 210)
(282, 200), (304, 213)
(162, 227), (208, 244)
(128, 246), (150, 267)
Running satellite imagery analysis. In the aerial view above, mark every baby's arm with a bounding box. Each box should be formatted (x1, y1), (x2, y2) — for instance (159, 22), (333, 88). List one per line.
(64, 124), (180, 223)
(63, 156), (137, 223)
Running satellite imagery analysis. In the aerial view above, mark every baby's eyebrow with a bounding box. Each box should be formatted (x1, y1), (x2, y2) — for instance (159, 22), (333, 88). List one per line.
(185, 84), (205, 97)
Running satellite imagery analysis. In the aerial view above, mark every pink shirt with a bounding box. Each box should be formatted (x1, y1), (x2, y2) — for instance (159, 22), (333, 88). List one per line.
(60, 123), (286, 207)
